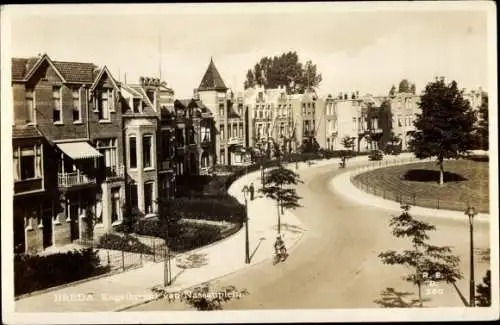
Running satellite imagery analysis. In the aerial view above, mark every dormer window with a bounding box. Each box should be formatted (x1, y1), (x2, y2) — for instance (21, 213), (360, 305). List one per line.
(132, 98), (141, 113)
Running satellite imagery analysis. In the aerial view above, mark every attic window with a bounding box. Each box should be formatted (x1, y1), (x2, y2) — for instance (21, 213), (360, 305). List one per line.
(133, 98), (141, 113)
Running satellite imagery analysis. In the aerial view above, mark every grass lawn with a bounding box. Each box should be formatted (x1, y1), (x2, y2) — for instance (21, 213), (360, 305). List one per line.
(353, 158), (490, 213)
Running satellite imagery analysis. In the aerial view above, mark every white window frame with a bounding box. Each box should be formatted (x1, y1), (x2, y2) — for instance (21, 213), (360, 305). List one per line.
(128, 135), (138, 169)
(26, 88), (36, 125)
(13, 144), (42, 181)
(72, 87), (82, 123)
(143, 134), (154, 169)
(52, 86), (62, 124)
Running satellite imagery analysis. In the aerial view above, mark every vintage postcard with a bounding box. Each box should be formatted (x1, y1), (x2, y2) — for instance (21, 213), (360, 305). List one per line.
(1, 1), (498, 323)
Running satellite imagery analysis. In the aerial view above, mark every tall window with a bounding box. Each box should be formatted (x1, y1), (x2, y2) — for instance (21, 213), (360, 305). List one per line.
(97, 89), (112, 120)
(220, 127), (224, 140)
(52, 86), (62, 123)
(130, 184), (138, 209)
(201, 126), (210, 142)
(352, 117), (357, 131)
(143, 135), (152, 168)
(219, 104), (224, 117)
(13, 145), (42, 181)
(129, 136), (137, 168)
(96, 138), (117, 176)
(72, 87), (81, 122)
(26, 88), (35, 124)
(111, 188), (121, 223)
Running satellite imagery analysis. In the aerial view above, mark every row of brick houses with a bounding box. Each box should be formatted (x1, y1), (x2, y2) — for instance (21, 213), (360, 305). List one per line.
(12, 54), (232, 254)
(11, 53), (485, 254)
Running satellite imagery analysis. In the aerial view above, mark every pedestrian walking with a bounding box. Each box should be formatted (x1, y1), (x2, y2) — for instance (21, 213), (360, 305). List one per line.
(249, 182), (255, 200)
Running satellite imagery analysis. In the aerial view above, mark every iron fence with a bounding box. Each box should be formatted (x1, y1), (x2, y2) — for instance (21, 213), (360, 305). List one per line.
(75, 238), (174, 273)
(350, 156), (488, 213)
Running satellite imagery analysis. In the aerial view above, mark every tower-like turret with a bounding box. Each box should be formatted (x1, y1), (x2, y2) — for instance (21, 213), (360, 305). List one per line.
(197, 58), (230, 165)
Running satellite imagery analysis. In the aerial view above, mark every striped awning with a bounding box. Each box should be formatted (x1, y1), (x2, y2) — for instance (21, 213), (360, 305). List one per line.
(56, 142), (102, 160)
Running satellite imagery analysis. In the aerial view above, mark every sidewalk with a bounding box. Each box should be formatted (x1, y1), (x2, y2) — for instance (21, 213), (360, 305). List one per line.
(15, 168), (306, 312)
(329, 156), (490, 223)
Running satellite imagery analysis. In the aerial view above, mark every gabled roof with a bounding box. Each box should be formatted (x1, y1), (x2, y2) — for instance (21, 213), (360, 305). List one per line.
(90, 66), (119, 91)
(198, 58), (228, 91)
(12, 54), (98, 84)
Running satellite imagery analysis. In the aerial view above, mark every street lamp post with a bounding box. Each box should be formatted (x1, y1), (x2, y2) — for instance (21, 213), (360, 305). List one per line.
(242, 185), (251, 264)
(465, 206), (477, 307)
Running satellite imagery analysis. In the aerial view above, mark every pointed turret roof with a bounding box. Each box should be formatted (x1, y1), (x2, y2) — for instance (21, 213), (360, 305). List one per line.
(198, 57), (228, 91)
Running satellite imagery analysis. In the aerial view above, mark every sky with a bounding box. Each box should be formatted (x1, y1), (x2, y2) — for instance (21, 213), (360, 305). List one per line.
(4, 2), (493, 98)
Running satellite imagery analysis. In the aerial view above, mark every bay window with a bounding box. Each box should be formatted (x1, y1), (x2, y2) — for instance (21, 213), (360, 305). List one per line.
(129, 136), (137, 169)
(143, 135), (153, 168)
(13, 145), (42, 181)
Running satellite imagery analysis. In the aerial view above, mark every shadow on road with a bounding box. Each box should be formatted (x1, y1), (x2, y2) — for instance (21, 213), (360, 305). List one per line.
(250, 237), (266, 261)
(452, 282), (470, 307)
(170, 253), (210, 285)
(374, 287), (429, 308)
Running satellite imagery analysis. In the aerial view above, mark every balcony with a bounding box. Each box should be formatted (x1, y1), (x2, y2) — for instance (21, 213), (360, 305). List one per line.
(200, 167), (210, 175)
(228, 137), (244, 145)
(58, 172), (96, 189)
(105, 165), (124, 181)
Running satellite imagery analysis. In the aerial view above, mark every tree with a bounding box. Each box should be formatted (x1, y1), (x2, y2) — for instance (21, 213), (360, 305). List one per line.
(408, 78), (476, 185)
(398, 79), (411, 93)
(152, 283), (249, 310)
(259, 165), (302, 234)
(475, 269), (491, 307)
(389, 85), (397, 97)
(341, 135), (356, 155)
(378, 205), (462, 307)
(244, 51), (322, 94)
(476, 92), (489, 150)
(244, 69), (255, 89)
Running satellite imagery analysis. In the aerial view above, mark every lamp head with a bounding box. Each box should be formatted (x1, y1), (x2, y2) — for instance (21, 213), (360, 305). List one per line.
(465, 206), (477, 217)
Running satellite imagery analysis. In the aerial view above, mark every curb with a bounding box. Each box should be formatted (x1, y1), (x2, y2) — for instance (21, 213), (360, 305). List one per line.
(114, 224), (307, 312)
(330, 159), (490, 223)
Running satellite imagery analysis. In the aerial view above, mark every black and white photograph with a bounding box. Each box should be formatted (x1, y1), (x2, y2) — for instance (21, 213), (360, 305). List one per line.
(1, 2), (498, 323)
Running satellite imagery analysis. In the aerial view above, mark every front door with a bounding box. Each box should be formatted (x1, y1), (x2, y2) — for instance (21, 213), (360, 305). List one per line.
(69, 203), (80, 241)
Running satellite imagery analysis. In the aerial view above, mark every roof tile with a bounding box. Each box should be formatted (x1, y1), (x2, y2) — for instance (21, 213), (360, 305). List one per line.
(198, 58), (228, 91)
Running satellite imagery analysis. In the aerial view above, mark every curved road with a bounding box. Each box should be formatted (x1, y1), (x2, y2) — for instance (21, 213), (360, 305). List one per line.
(131, 162), (490, 310)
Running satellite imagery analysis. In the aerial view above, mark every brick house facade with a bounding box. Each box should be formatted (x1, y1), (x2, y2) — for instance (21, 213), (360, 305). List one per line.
(11, 54), (125, 253)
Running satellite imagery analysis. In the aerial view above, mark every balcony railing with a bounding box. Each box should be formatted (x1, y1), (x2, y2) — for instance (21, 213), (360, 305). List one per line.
(105, 165), (124, 180)
(58, 172), (96, 188)
(228, 137), (244, 145)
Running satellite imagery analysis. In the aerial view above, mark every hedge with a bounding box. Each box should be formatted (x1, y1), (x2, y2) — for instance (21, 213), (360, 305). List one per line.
(97, 233), (154, 254)
(127, 218), (225, 253)
(14, 248), (106, 296)
(168, 222), (223, 253)
(158, 196), (246, 224)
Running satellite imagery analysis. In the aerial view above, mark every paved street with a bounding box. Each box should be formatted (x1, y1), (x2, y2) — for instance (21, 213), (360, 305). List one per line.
(132, 160), (490, 310)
